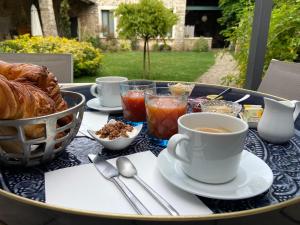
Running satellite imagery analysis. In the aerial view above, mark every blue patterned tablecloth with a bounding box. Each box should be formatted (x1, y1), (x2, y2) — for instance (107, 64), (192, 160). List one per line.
(0, 83), (300, 214)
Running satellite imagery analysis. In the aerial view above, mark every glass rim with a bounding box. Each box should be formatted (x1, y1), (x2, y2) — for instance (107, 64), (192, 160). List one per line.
(144, 86), (189, 98)
(120, 80), (155, 87)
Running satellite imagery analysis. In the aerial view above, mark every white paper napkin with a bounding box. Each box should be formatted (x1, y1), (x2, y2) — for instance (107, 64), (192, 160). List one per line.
(45, 151), (212, 216)
(77, 111), (109, 138)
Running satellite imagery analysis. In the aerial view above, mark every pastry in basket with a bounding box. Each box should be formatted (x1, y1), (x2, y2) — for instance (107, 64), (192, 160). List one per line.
(0, 60), (71, 126)
(0, 75), (59, 153)
(0, 75), (56, 121)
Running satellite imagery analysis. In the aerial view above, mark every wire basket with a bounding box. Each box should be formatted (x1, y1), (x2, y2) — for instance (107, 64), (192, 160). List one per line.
(0, 91), (85, 167)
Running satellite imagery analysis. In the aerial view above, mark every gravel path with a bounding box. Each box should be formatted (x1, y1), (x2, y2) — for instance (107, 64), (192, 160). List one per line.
(197, 51), (239, 86)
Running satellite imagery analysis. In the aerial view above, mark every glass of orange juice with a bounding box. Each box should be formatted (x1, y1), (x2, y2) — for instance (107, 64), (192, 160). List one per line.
(120, 80), (155, 123)
(145, 87), (188, 146)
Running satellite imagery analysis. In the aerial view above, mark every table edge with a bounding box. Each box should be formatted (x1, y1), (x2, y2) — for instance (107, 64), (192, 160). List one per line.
(0, 82), (295, 221)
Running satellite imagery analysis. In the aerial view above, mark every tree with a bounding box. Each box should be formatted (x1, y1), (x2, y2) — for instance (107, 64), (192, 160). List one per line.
(115, 0), (178, 79)
(218, 0), (250, 38)
(59, 0), (71, 38)
(219, 0), (300, 86)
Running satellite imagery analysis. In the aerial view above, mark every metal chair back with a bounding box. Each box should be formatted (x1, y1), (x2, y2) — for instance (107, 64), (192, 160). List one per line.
(258, 59), (300, 100)
(0, 53), (73, 83)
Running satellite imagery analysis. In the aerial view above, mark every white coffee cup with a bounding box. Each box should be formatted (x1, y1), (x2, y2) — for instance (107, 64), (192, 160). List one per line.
(90, 76), (128, 107)
(167, 112), (248, 184)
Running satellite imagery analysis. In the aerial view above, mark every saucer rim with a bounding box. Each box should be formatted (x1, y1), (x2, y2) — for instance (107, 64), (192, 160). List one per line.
(157, 149), (273, 200)
(86, 98), (123, 112)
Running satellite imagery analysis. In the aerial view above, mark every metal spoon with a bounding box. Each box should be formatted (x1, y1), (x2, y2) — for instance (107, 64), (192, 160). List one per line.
(212, 88), (232, 100)
(116, 157), (179, 216)
(234, 94), (250, 103)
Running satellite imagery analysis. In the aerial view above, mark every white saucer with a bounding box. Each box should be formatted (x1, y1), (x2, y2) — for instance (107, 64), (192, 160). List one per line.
(86, 98), (123, 113)
(157, 149), (273, 200)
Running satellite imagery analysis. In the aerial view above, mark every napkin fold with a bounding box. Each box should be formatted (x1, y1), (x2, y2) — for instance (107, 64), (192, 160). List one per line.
(77, 111), (109, 138)
(45, 151), (212, 216)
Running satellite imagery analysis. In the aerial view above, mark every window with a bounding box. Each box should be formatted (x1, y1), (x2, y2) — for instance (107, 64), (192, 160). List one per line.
(101, 10), (114, 37)
(167, 26), (173, 38)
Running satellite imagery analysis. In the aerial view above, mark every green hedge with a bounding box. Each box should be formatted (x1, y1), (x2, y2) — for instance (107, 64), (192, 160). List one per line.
(0, 34), (103, 78)
(220, 0), (300, 86)
(193, 37), (209, 52)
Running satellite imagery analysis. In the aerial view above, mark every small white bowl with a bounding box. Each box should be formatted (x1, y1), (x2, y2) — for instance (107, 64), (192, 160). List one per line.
(200, 100), (242, 117)
(87, 124), (143, 151)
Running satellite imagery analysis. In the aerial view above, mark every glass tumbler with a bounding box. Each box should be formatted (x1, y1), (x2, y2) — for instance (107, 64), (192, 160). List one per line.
(120, 80), (155, 123)
(145, 87), (188, 146)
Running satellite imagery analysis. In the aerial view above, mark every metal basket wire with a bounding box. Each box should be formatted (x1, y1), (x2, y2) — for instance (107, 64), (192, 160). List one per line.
(0, 91), (85, 167)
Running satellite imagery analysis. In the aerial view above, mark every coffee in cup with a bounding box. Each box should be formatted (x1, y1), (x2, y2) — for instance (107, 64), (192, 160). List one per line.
(167, 112), (248, 184)
(90, 76), (128, 107)
(194, 127), (231, 133)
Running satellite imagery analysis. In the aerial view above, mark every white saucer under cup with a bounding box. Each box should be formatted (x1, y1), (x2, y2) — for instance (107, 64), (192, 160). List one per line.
(157, 149), (274, 200)
(86, 98), (123, 113)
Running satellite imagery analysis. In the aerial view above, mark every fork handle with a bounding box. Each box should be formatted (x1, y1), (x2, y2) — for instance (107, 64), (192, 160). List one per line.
(135, 175), (179, 216)
(111, 177), (152, 215)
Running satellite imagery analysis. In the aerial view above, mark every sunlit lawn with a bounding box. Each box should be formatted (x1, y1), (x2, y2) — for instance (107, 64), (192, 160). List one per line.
(75, 51), (215, 82)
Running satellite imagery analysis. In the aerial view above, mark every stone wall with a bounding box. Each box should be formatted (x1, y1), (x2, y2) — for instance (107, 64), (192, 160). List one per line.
(169, 0), (187, 50)
(39, 0), (58, 36)
(99, 37), (212, 51)
(52, 0), (100, 39)
(95, 0), (187, 50)
(183, 37), (212, 51)
(77, 4), (100, 39)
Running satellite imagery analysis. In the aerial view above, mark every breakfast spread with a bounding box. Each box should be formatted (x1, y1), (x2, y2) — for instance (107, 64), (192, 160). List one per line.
(200, 99), (242, 116)
(242, 105), (263, 123)
(243, 105), (263, 121)
(96, 120), (135, 140)
(190, 95), (224, 113)
(168, 82), (194, 96)
(206, 95), (223, 100)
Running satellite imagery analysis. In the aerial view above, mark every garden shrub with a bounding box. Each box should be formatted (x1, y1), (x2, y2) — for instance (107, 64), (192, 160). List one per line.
(87, 36), (132, 52)
(219, 0), (300, 86)
(152, 42), (172, 51)
(119, 39), (132, 51)
(130, 38), (140, 50)
(152, 43), (160, 51)
(193, 37), (209, 52)
(0, 34), (103, 78)
(87, 36), (108, 52)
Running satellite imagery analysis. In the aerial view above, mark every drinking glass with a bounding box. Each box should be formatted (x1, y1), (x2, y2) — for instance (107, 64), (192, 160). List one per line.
(145, 87), (188, 146)
(120, 80), (155, 123)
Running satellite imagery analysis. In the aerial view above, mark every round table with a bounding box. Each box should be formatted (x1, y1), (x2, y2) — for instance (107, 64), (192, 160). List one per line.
(0, 82), (300, 225)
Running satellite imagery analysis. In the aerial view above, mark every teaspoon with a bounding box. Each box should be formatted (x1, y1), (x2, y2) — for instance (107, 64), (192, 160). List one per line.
(116, 157), (180, 216)
(212, 88), (232, 100)
(234, 94), (250, 103)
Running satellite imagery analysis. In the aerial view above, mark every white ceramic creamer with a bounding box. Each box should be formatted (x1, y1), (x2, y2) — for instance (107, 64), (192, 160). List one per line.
(257, 97), (300, 143)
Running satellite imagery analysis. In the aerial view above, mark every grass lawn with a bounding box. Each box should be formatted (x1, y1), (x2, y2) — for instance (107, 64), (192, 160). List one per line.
(75, 51), (215, 82)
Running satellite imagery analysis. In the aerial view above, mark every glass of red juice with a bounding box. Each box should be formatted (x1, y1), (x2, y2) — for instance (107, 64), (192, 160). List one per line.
(145, 87), (188, 146)
(120, 80), (155, 123)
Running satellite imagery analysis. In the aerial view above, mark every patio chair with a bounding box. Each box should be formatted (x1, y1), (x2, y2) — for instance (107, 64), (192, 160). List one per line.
(0, 53), (73, 83)
(257, 59), (300, 100)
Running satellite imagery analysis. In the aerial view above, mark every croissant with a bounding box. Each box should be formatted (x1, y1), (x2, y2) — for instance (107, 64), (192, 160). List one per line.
(0, 60), (71, 125)
(0, 75), (56, 138)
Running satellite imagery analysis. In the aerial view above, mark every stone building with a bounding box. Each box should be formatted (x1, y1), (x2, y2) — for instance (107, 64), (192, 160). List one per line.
(0, 0), (224, 50)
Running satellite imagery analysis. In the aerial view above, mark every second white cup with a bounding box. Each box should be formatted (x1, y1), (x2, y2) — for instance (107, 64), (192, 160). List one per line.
(90, 76), (128, 107)
(167, 112), (248, 184)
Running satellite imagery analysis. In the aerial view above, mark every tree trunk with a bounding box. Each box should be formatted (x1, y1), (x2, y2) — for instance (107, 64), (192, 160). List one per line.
(143, 38), (147, 79)
(146, 39), (150, 79)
